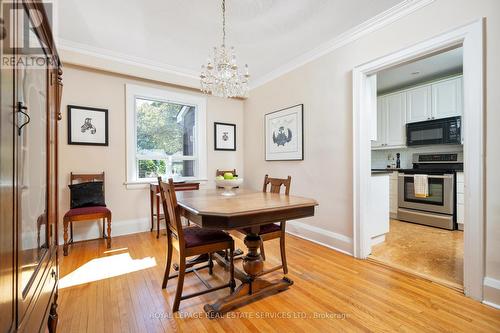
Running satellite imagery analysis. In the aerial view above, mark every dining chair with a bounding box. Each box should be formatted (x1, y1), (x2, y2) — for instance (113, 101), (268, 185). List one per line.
(150, 182), (200, 238)
(216, 169), (237, 177)
(233, 174), (291, 276)
(158, 178), (235, 312)
(63, 172), (111, 256)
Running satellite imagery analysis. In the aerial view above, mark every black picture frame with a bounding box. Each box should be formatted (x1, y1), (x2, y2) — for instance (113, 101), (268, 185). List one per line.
(265, 104), (304, 161)
(214, 122), (236, 151)
(67, 105), (109, 146)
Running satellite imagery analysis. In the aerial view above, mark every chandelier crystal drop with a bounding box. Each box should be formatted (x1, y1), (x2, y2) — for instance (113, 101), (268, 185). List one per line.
(200, 0), (249, 98)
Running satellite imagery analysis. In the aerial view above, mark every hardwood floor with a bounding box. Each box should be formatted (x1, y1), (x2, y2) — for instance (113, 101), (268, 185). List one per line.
(370, 220), (463, 290)
(58, 231), (500, 332)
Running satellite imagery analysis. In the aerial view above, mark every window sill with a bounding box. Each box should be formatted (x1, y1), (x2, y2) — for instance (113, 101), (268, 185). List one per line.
(124, 179), (208, 190)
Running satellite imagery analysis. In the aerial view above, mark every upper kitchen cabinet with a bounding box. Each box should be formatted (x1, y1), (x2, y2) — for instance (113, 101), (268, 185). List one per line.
(432, 76), (463, 119)
(372, 97), (387, 148)
(372, 92), (406, 148)
(406, 85), (432, 123)
(406, 76), (463, 123)
(385, 93), (406, 146)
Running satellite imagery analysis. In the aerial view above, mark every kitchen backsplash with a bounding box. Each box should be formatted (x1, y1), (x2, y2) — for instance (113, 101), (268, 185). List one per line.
(371, 145), (463, 169)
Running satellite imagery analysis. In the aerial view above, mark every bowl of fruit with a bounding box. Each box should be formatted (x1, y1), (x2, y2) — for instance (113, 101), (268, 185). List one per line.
(215, 173), (243, 196)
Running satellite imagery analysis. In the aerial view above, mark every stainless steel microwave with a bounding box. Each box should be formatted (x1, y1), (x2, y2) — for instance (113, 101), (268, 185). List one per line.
(406, 116), (461, 146)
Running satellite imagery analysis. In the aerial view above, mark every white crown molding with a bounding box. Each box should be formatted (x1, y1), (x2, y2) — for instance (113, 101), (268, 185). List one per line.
(249, 0), (435, 90)
(56, 38), (200, 86)
(56, 0), (434, 90)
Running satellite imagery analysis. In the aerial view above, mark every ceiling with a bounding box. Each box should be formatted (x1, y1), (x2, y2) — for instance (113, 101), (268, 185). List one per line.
(377, 47), (463, 93)
(55, 0), (403, 86)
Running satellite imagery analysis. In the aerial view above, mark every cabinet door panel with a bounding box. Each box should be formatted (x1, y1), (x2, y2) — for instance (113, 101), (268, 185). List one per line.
(0, 0), (15, 328)
(406, 86), (431, 123)
(386, 93), (406, 146)
(372, 96), (387, 148)
(432, 77), (462, 119)
(15, 7), (51, 323)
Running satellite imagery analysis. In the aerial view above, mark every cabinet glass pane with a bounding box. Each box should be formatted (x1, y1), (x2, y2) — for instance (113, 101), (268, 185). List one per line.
(18, 34), (48, 294)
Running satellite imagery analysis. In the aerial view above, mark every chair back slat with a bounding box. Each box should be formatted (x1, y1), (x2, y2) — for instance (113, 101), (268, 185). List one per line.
(216, 169), (237, 176)
(158, 178), (184, 240)
(262, 174), (291, 195)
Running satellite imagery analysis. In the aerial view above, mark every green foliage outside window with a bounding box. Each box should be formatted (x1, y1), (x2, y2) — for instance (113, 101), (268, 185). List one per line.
(136, 99), (183, 155)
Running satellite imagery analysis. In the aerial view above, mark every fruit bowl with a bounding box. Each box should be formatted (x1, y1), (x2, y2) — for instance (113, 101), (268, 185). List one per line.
(215, 178), (243, 196)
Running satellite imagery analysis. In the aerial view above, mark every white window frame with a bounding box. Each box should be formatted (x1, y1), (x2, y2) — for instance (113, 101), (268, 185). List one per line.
(125, 84), (207, 186)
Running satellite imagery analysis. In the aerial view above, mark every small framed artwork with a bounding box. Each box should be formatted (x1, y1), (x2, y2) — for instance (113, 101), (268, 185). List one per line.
(214, 122), (236, 151)
(67, 105), (109, 146)
(265, 104), (303, 161)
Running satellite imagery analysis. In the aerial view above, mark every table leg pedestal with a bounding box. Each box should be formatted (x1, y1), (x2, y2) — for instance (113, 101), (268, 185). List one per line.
(204, 277), (293, 316)
(204, 233), (293, 316)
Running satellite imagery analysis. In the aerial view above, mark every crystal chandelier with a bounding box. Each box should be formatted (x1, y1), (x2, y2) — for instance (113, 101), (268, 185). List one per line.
(200, 0), (249, 98)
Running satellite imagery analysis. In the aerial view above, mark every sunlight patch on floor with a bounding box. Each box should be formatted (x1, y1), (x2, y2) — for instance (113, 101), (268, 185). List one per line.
(59, 252), (156, 289)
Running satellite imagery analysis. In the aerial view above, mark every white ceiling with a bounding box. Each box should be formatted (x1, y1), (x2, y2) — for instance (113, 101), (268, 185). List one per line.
(55, 0), (403, 86)
(377, 47), (463, 93)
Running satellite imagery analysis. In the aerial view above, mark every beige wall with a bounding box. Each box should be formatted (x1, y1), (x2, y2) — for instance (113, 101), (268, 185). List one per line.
(59, 65), (244, 242)
(243, 0), (500, 301)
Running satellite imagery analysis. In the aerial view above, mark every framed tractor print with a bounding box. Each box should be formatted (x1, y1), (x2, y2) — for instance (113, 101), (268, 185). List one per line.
(67, 105), (109, 146)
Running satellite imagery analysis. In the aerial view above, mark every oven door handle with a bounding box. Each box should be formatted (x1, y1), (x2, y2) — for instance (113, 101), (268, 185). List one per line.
(398, 174), (454, 179)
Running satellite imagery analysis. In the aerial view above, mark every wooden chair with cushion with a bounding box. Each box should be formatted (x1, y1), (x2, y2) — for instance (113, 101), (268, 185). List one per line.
(158, 178), (235, 312)
(150, 182), (200, 238)
(233, 174), (291, 276)
(63, 172), (111, 256)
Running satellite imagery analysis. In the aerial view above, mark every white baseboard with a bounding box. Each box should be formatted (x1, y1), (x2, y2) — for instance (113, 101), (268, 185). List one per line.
(371, 234), (386, 246)
(286, 221), (353, 256)
(483, 276), (500, 309)
(58, 217), (151, 245)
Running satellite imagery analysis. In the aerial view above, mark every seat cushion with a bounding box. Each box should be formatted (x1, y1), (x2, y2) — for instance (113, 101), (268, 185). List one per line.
(64, 206), (111, 219)
(68, 181), (106, 209)
(183, 227), (232, 248)
(239, 223), (281, 235)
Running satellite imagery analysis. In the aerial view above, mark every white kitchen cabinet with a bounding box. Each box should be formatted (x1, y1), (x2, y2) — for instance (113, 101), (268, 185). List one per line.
(389, 171), (398, 218)
(432, 77), (463, 119)
(372, 92), (406, 148)
(406, 85), (432, 123)
(369, 173), (390, 247)
(386, 93), (406, 146)
(456, 171), (464, 230)
(372, 97), (387, 148)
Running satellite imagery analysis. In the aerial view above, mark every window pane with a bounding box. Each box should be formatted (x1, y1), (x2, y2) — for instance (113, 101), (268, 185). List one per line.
(137, 160), (166, 179)
(172, 160), (195, 177)
(135, 98), (196, 158)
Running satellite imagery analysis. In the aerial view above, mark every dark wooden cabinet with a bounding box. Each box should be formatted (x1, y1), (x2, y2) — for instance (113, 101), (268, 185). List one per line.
(0, 1), (62, 332)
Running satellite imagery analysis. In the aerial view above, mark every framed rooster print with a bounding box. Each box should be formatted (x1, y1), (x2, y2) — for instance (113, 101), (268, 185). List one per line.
(67, 105), (109, 146)
(265, 104), (303, 161)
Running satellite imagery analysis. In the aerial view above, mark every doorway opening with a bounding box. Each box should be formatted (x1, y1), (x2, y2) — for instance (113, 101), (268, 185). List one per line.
(353, 20), (484, 300)
(369, 47), (464, 290)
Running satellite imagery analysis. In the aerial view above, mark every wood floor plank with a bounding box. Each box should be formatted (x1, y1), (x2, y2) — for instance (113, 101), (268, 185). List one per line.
(57, 231), (500, 332)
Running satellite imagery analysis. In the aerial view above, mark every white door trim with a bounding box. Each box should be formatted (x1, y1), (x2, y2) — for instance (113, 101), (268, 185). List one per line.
(352, 19), (485, 300)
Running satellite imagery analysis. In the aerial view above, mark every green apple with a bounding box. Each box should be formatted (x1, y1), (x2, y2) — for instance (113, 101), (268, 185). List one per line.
(223, 172), (234, 180)
(215, 175), (224, 180)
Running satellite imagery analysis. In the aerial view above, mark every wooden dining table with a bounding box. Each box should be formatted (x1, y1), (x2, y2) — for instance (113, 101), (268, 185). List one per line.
(175, 188), (318, 315)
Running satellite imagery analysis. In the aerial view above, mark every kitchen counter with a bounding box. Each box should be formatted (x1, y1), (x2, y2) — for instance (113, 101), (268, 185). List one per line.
(371, 170), (394, 175)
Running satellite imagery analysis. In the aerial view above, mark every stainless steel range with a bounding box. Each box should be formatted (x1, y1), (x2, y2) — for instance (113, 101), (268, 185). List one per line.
(397, 152), (463, 230)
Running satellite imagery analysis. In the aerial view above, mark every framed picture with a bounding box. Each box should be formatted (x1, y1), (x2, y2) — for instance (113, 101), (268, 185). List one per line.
(214, 122), (236, 151)
(67, 105), (109, 146)
(265, 104), (303, 161)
